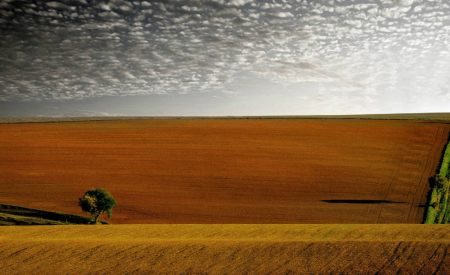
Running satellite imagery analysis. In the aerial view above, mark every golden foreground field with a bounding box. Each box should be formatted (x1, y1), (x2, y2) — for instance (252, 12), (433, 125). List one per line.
(1, 119), (449, 223)
(0, 224), (449, 274)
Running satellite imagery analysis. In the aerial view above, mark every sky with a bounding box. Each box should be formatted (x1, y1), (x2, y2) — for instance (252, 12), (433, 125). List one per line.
(0, 0), (449, 117)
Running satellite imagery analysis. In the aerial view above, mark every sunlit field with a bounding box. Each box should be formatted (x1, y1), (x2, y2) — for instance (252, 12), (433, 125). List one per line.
(0, 224), (449, 274)
(1, 119), (449, 224)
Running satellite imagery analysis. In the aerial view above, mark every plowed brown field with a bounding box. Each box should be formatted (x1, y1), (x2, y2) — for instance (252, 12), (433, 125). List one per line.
(0, 224), (449, 274)
(0, 119), (448, 223)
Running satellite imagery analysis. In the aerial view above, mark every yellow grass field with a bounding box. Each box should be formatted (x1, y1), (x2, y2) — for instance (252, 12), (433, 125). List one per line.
(1, 224), (449, 274)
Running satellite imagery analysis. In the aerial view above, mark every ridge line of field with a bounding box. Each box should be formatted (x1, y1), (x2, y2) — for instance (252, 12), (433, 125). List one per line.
(1, 224), (449, 241)
(1, 113), (450, 124)
(2, 239), (449, 245)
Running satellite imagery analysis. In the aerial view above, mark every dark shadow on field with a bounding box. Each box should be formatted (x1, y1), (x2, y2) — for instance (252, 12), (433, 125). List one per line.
(0, 204), (107, 225)
(321, 200), (407, 204)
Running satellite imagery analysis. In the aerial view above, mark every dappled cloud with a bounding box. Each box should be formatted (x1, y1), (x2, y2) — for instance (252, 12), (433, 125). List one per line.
(0, 0), (449, 106)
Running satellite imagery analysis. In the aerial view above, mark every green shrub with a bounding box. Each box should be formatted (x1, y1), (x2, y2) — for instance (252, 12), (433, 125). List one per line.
(434, 175), (449, 189)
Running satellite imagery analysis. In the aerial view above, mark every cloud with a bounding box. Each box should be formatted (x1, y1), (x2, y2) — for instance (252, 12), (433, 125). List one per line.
(0, 0), (448, 109)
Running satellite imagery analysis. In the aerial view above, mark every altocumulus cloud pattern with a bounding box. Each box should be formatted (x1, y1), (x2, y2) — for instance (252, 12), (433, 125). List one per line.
(0, 0), (449, 108)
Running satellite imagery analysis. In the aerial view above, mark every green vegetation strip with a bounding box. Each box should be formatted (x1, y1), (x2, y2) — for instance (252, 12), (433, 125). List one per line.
(424, 140), (450, 224)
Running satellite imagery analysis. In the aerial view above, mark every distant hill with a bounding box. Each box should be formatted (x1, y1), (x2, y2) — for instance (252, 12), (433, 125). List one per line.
(1, 113), (450, 123)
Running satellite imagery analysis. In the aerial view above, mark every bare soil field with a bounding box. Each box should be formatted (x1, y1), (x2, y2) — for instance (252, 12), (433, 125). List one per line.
(0, 119), (449, 223)
(0, 224), (449, 274)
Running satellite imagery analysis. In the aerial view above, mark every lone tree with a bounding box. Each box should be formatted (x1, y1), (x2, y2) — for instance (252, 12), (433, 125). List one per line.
(79, 188), (117, 224)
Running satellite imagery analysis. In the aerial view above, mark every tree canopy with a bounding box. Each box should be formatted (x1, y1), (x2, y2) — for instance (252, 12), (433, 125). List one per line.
(79, 188), (116, 224)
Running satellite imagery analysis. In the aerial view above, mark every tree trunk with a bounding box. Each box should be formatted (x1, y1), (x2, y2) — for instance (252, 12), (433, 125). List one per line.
(93, 212), (101, 224)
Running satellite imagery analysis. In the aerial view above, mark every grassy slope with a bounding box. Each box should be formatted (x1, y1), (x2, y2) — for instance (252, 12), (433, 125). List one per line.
(0, 224), (449, 274)
(425, 140), (450, 224)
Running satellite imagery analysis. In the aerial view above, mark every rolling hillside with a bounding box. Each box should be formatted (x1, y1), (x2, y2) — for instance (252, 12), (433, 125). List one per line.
(0, 119), (449, 223)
